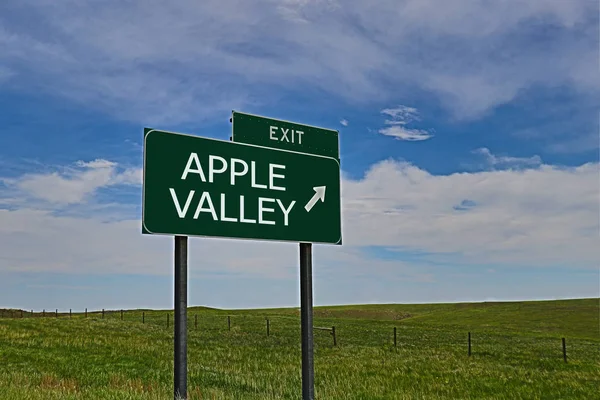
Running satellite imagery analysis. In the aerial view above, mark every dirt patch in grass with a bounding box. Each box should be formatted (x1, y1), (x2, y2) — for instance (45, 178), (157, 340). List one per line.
(39, 374), (79, 392)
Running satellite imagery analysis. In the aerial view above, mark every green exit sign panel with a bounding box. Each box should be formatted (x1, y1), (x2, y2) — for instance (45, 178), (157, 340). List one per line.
(231, 111), (339, 159)
(142, 129), (342, 245)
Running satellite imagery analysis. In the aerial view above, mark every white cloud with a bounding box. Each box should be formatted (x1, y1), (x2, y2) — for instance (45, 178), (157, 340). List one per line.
(0, 0), (596, 123)
(1, 159), (141, 205)
(0, 207), (433, 286)
(111, 168), (143, 186)
(473, 147), (543, 169)
(378, 105), (433, 141)
(342, 159), (599, 268)
(378, 126), (432, 141)
(340, 119), (348, 126)
(423, 74), (523, 119)
(0, 157), (598, 280)
(381, 106), (420, 123)
(75, 160), (116, 169)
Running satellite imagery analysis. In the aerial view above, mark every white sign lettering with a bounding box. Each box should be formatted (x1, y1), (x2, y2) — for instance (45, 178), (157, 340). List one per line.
(269, 125), (304, 144)
(181, 152), (286, 191)
(169, 189), (297, 227)
(172, 152), (302, 226)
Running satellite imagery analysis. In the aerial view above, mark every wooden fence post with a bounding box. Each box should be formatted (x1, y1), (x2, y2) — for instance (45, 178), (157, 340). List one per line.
(102, 309), (105, 319)
(167, 313), (169, 328)
(562, 338), (567, 363)
(266, 318), (270, 336)
(69, 309), (72, 319)
(394, 327), (397, 347)
(227, 316), (231, 331)
(194, 314), (197, 329)
(55, 309), (58, 318)
(468, 332), (472, 356)
(121, 310), (123, 321)
(332, 326), (337, 346)
(43, 309), (45, 317)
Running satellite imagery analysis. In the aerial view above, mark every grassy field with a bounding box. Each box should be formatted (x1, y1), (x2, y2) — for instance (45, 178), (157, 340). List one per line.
(0, 298), (598, 399)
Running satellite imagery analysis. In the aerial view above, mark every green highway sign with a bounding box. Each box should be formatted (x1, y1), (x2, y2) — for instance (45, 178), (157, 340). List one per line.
(231, 111), (339, 159)
(142, 128), (342, 245)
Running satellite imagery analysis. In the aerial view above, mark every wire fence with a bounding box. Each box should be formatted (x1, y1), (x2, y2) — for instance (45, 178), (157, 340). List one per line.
(0, 308), (598, 364)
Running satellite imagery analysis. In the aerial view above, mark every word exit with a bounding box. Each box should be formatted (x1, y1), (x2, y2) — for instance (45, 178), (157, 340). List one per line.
(231, 110), (340, 159)
(270, 125), (304, 144)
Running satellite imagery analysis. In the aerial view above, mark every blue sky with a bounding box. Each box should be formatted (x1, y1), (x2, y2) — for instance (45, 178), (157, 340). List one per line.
(0, 0), (598, 311)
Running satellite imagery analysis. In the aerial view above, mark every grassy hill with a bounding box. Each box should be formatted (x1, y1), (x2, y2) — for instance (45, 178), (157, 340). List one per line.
(0, 298), (598, 399)
(197, 297), (599, 339)
(315, 298), (599, 339)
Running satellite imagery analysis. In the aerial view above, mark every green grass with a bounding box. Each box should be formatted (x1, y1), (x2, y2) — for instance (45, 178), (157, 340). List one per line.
(0, 298), (598, 399)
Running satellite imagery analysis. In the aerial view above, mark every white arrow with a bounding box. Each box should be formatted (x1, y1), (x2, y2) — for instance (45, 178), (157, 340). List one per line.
(304, 186), (326, 212)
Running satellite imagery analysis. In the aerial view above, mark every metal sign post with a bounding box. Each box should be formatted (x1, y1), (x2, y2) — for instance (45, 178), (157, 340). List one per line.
(299, 242), (314, 399)
(174, 235), (188, 400)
